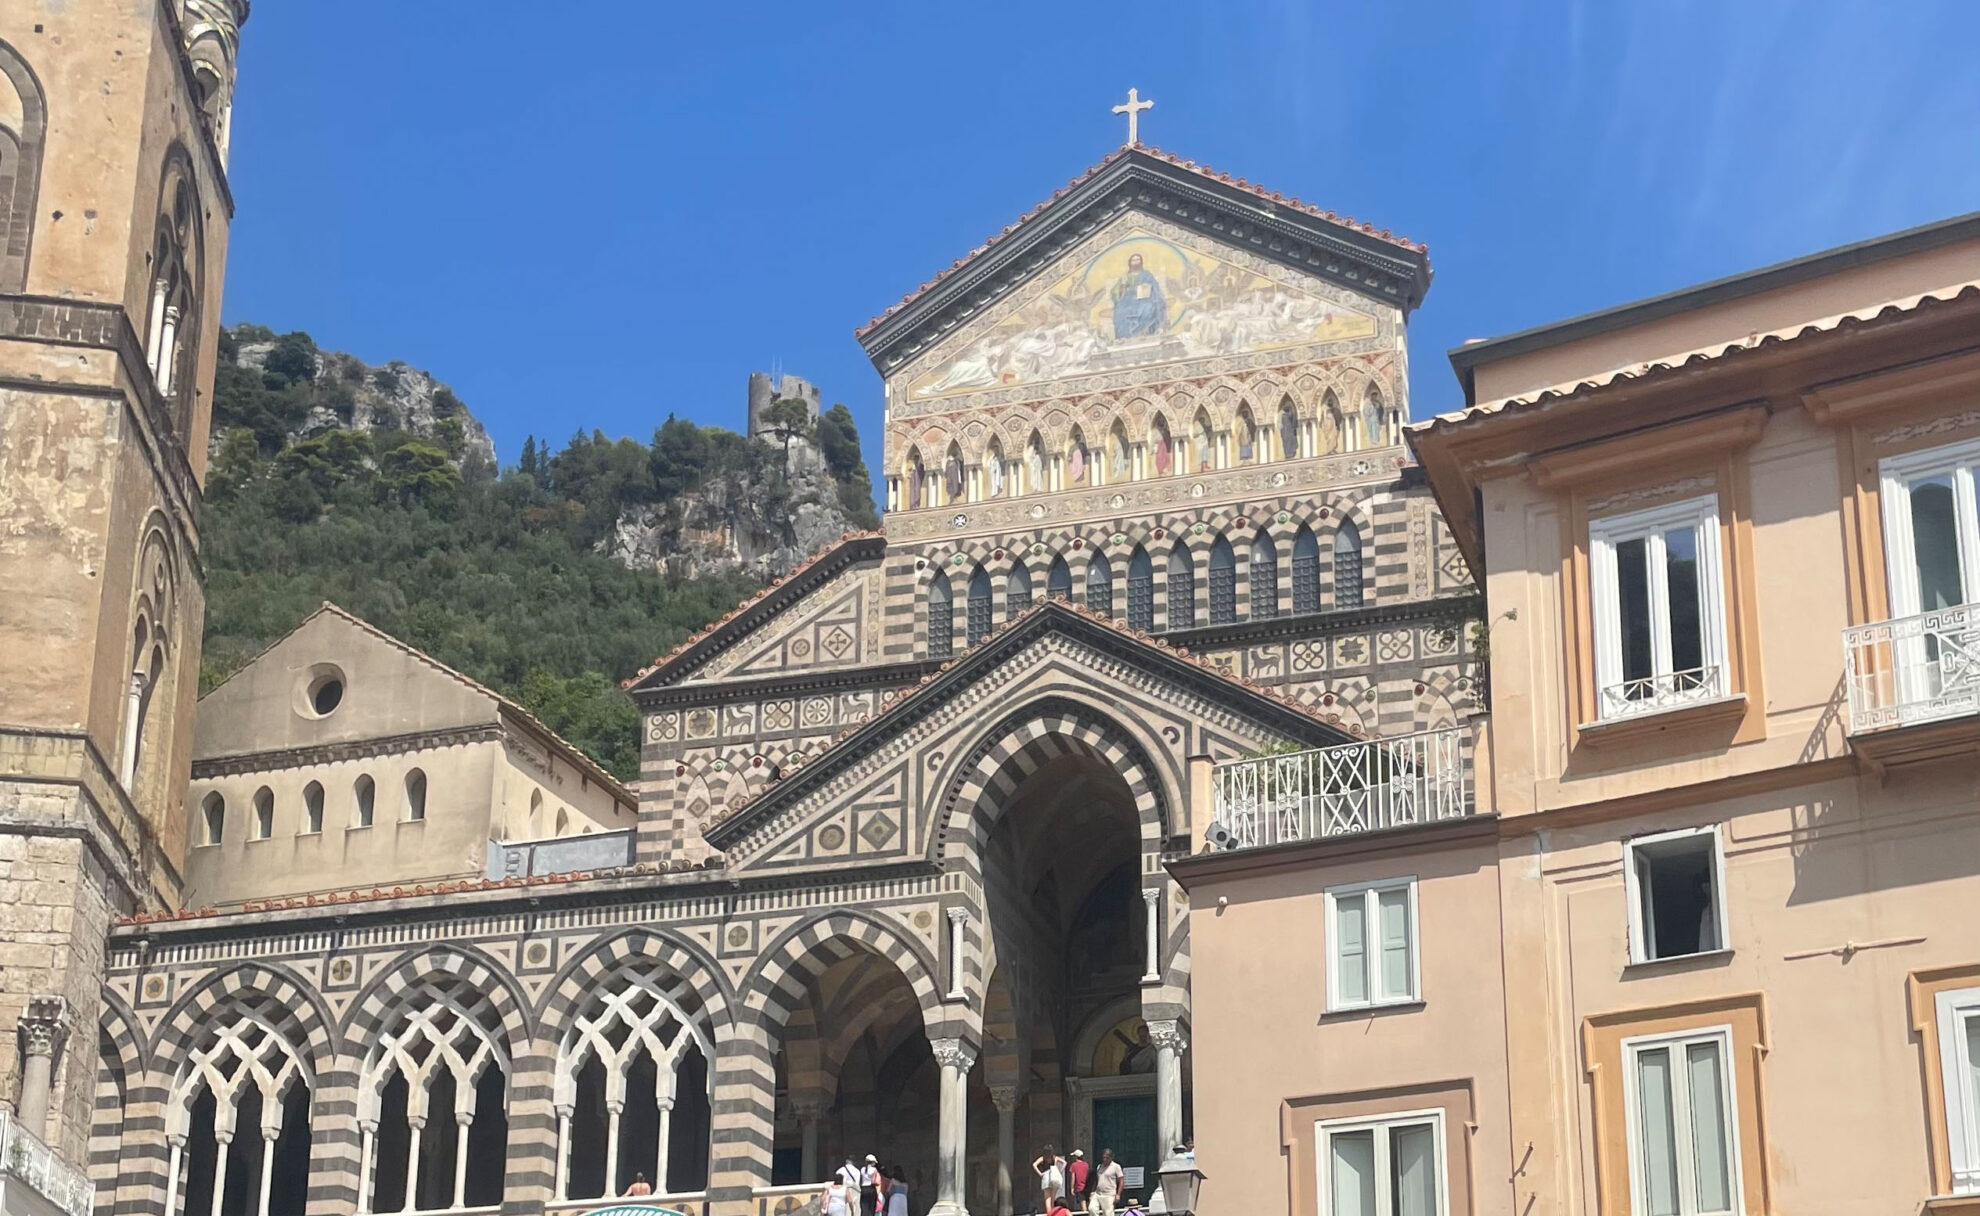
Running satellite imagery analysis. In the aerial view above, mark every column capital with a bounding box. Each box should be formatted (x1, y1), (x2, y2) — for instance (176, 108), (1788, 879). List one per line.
(988, 1085), (1020, 1113)
(1147, 1019), (1188, 1053)
(791, 1096), (830, 1121)
(18, 995), (68, 1058)
(946, 905), (969, 923)
(261, 1123), (283, 1142)
(1142, 886), (1162, 906)
(456, 1109), (476, 1128)
(929, 1037), (978, 1072)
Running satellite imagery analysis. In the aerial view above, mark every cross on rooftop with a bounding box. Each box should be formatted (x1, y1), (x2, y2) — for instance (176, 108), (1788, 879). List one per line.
(1112, 88), (1154, 147)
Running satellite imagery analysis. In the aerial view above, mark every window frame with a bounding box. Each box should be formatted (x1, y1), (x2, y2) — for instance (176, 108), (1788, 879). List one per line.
(1619, 1024), (1744, 1216)
(1877, 436), (1980, 618)
(1623, 824), (1729, 966)
(1937, 984), (1980, 1196)
(1314, 1107), (1448, 1216)
(1588, 494), (1729, 723)
(1324, 877), (1421, 1012)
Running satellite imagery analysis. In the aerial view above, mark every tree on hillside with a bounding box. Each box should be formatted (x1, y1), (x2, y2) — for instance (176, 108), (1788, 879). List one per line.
(761, 396), (815, 457)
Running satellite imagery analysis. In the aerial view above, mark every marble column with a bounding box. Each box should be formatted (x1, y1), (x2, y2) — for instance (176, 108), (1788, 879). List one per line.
(946, 908), (969, 1000)
(794, 1097), (828, 1184)
(656, 1096), (675, 1195)
(15, 995), (67, 1135)
(927, 1038), (978, 1216)
(256, 1125), (279, 1216)
(1141, 889), (1163, 983)
(1148, 1021), (1187, 1157)
(989, 1086), (1019, 1216)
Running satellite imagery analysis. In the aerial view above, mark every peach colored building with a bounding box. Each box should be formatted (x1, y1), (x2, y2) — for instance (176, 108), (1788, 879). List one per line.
(1176, 211), (1980, 1216)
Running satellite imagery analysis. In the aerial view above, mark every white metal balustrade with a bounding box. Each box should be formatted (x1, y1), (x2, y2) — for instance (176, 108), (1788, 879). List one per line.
(1598, 664), (1723, 721)
(1844, 601), (1980, 733)
(1209, 728), (1469, 850)
(0, 1111), (92, 1216)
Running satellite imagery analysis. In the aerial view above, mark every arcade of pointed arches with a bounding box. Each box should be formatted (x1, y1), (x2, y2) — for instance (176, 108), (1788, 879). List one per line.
(892, 376), (1398, 512)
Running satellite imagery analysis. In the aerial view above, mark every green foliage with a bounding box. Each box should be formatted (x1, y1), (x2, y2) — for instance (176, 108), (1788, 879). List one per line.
(201, 324), (885, 780)
(762, 396), (815, 443)
(818, 403), (880, 529)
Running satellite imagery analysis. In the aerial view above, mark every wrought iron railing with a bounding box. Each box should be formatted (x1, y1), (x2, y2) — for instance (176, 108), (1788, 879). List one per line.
(1844, 602), (1980, 733)
(1209, 728), (1469, 850)
(0, 1111), (92, 1216)
(1597, 665), (1724, 721)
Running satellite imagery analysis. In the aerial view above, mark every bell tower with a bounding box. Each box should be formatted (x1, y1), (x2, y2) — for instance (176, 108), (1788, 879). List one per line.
(0, 0), (247, 1169)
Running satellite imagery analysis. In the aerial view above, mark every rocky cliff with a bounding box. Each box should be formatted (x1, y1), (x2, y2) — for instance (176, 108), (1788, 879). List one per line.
(607, 431), (862, 582)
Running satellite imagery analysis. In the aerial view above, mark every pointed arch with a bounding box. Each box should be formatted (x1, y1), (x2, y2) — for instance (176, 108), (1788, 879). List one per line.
(1323, 388), (1345, 454)
(1209, 535), (1238, 624)
(903, 447), (926, 510)
(1167, 542), (1196, 630)
(1292, 525), (1322, 614)
(942, 440), (966, 505)
(1107, 418), (1132, 484)
(1150, 413), (1175, 478)
(1193, 408), (1216, 472)
(1334, 518), (1366, 609)
(1362, 383), (1388, 448)
(742, 912), (944, 1037)
(1067, 425), (1091, 486)
(1278, 396), (1301, 460)
(985, 436), (1007, 499)
(201, 790), (226, 846)
(1234, 403), (1259, 464)
(1047, 554), (1073, 600)
(0, 40), (48, 291)
(1023, 430), (1046, 495)
(1006, 561), (1034, 621)
(301, 781), (325, 835)
(927, 570), (954, 659)
(1251, 529), (1280, 619)
(1127, 546), (1155, 632)
(967, 565), (994, 645)
(1084, 552), (1115, 618)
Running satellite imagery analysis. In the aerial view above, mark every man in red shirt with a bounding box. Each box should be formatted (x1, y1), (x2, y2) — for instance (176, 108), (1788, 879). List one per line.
(1067, 1149), (1091, 1203)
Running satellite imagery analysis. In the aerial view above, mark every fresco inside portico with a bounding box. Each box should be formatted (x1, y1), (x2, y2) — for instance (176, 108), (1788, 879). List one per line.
(908, 227), (1379, 400)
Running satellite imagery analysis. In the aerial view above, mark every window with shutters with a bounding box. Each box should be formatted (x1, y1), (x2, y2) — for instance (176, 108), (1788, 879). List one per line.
(1621, 1027), (1742, 1216)
(1127, 547), (1154, 632)
(1335, 521), (1365, 609)
(1047, 556), (1073, 600)
(967, 567), (993, 644)
(1168, 544), (1196, 630)
(1293, 526), (1322, 614)
(1007, 563), (1033, 620)
(1086, 553), (1114, 617)
(928, 573), (954, 658)
(1251, 531), (1280, 619)
(1209, 536), (1238, 624)
(1326, 878), (1419, 1011)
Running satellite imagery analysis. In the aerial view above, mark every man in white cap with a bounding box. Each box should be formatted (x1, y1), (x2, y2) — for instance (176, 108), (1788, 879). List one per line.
(1067, 1149), (1090, 1204)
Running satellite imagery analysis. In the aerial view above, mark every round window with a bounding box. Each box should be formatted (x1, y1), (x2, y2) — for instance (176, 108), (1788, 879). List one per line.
(298, 663), (348, 719)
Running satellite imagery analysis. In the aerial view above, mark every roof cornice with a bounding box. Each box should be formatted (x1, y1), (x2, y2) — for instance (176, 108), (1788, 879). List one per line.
(856, 148), (1433, 378)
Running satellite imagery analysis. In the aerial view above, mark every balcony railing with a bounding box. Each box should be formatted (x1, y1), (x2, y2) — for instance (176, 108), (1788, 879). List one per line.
(485, 828), (635, 880)
(1598, 664), (1724, 721)
(1209, 728), (1469, 851)
(1844, 602), (1980, 733)
(0, 1111), (92, 1216)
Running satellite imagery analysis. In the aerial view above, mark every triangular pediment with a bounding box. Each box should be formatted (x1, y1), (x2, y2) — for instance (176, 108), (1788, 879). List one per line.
(901, 215), (1384, 404)
(704, 601), (1359, 868)
(857, 146), (1431, 379)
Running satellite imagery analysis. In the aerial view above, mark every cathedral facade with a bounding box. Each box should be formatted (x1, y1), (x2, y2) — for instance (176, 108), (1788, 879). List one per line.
(0, 12), (1480, 1208)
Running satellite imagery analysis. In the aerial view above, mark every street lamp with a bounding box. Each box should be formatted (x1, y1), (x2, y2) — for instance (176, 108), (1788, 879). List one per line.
(1155, 1149), (1205, 1216)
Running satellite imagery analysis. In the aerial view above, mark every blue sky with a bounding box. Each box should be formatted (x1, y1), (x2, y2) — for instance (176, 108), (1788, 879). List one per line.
(220, 2), (1980, 479)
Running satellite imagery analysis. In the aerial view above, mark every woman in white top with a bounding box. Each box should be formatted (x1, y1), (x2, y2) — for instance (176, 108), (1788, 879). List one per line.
(820, 1177), (852, 1216)
(1033, 1146), (1064, 1208)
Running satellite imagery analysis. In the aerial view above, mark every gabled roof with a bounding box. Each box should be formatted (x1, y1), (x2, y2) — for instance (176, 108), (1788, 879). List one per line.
(855, 145), (1433, 376)
(625, 531), (888, 691)
(702, 597), (1365, 851)
(207, 602), (634, 806)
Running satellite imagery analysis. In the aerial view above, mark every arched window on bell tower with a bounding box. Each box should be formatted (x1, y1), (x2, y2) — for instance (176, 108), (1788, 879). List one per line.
(144, 162), (203, 437)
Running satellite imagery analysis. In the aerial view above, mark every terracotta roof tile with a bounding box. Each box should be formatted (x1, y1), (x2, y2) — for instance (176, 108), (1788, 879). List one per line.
(855, 145), (1426, 341)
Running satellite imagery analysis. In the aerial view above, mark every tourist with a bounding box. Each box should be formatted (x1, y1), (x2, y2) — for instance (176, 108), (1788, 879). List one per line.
(1067, 1149), (1090, 1202)
(1091, 1149), (1124, 1216)
(860, 1154), (883, 1216)
(820, 1170), (853, 1216)
(1033, 1145), (1065, 1209)
(885, 1165), (911, 1216)
(1121, 1197), (1144, 1216)
(624, 1172), (652, 1196)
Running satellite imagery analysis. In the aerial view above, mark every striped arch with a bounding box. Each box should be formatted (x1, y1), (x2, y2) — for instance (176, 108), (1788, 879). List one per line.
(152, 962), (337, 1082)
(742, 911), (943, 1036)
(92, 991), (145, 1204)
(345, 942), (532, 1051)
(934, 697), (1172, 879)
(538, 926), (732, 1045)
